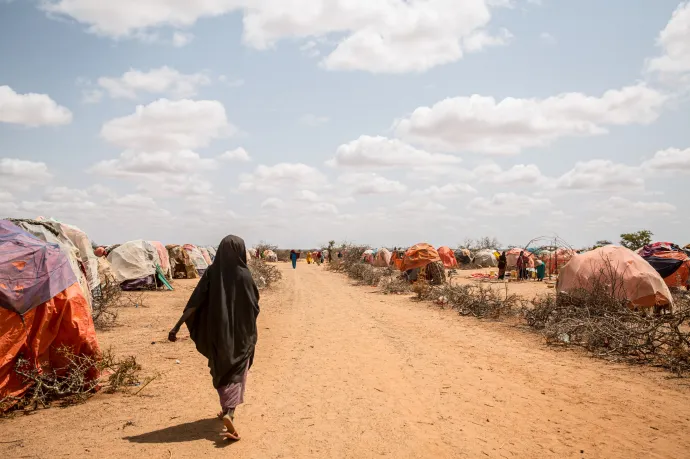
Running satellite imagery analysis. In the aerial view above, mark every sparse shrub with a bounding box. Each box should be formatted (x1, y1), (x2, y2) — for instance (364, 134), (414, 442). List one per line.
(526, 278), (690, 376)
(248, 257), (282, 288)
(1, 347), (142, 415)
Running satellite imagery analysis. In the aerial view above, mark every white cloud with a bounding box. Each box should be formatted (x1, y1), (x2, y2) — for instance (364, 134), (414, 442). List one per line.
(553, 159), (643, 191)
(299, 114), (330, 127)
(239, 163), (328, 194)
(101, 98), (234, 150)
(218, 75), (245, 87)
(172, 31), (194, 47)
(645, 2), (690, 84)
(98, 67), (211, 99)
(395, 84), (666, 155)
(40, 0), (511, 74)
(294, 190), (320, 202)
(91, 150), (216, 178)
(594, 197), (677, 217)
(463, 28), (513, 53)
(539, 32), (556, 45)
(641, 147), (690, 173)
(396, 200), (447, 213)
(411, 183), (478, 200)
(81, 89), (104, 104)
(329, 135), (462, 169)
(0, 158), (52, 190)
(219, 147), (251, 162)
(468, 192), (551, 216)
(0, 85), (72, 126)
(337, 173), (407, 195)
(261, 197), (284, 209)
(474, 162), (547, 185)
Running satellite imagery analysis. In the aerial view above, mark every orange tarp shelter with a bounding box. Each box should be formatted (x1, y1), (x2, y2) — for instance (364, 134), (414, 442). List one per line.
(400, 243), (441, 272)
(557, 246), (672, 309)
(437, 246), (458, 269)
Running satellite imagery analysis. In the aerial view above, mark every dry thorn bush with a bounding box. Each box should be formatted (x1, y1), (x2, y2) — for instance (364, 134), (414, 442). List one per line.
(0, 347), (142, 416)
(248, 258), (283, 288)
(525, 271), (690, 376)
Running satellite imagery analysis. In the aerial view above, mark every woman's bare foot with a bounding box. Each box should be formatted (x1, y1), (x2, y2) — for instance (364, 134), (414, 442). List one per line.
(220, 414), (240, 441)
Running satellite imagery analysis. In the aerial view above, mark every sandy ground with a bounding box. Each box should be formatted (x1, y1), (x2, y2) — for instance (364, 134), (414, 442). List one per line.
(2, 263), (690, 459)
(450, 267), (556, 300)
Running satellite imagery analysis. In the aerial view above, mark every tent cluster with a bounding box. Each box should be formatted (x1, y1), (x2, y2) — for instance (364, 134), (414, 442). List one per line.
(637, 242), (690, 290)
(0, 216), (221, 407)
(1, 220), (100, 406)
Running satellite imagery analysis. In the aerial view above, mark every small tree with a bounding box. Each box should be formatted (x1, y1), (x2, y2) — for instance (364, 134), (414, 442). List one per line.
(619, 230), (653, 251)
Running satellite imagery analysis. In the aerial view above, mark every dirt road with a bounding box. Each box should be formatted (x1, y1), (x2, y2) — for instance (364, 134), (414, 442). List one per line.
(3, 263), (690, 458)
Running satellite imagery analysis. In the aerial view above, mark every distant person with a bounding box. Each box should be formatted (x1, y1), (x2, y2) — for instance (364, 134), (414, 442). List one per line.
(319, 251), (325, 264)
(306, 252), (313, 265)
(337, 251), (343, 259)
(290, 250), (298, 269)
(535, 259), (546, 281)
(497, 251), (507, 280)
(168, 235), (259, 441)
(516, 251), (525, 281)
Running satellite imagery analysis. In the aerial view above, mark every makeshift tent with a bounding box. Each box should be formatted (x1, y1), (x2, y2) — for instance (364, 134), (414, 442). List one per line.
(167, 245), (197, 279)
(362, 249), (375, 264)
(638, 242), (682, 258)
(246, 249), (253, 261)
(149, 241), (172, 280)
(200, 247), (213, 266)
(474, 249), (498, 268)
(454, 248), (472, 265)
(557, 246), (673, 309)
(638, 242), (690, 289)
(10, 219), (92, 306)
(206, 246), (217, 261)
(539, 248), (575, 275)
(437, 246), (458, 269)
(263, 250), (278, 262)
(400, 243), (441, 272)
(58, 223), (100, 296)
(390, 249), (404, 270)
(373, 248), (392, 267)
(183, 244), (209, 275)
(506, 248), (535, 269)
(0, 221), (100, 406)
(107, 240), (161, 290)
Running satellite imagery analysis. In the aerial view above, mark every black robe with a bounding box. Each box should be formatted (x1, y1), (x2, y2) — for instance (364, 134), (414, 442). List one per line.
(183, 235), (260, 388)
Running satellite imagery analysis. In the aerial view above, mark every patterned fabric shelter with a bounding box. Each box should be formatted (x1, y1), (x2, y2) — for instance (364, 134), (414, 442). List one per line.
(400, 243), (441, 272)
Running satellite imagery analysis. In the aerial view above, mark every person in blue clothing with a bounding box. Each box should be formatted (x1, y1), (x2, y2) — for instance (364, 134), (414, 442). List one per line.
(290, 250), (299, 269)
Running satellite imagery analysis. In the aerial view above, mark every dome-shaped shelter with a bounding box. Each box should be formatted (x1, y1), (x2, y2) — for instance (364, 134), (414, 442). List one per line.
(373, 248), (392, 267)
(437, 246), (458, 269)
(474, 249), (499, 268)
(400, 243), (441, 272)
(557, 246), (672, 309)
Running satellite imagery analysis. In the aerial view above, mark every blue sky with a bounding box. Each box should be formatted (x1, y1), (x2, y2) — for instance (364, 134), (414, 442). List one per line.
(1, 0), (689, 249)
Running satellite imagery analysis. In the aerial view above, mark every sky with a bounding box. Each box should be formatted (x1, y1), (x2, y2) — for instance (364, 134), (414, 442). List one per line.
(1, 0), (689, 249)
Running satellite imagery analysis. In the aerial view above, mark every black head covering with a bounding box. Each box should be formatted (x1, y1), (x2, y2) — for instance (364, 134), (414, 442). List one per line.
(183, 235), (260, 388)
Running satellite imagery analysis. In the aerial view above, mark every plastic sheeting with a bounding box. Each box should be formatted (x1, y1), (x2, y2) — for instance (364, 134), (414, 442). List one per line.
(149, 241), (172, 279)
(11, 219), (91, 305)
(400, 243), (441, 272)
(474, 249), (498, 268)
(437, 246), (458, 269)
(59, 223), (99, 294)
(200, 247), (213, 266)
(643, 251), (690, 288)
(0, 220), (77, 315)
(167, 245), (197, 279)
(362, 249), (375, 264)
(0, 283), (100, 406)
(557, 246), (673, 309)
(107, 240), (159, 283)
(373, 248), (392, 267)
(506, 248), (535, 269)
(184, 244), (209, 273)
(263, 250), (278, 262)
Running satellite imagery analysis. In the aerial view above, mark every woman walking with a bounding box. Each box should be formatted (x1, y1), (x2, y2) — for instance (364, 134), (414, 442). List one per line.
(497, 251), (507, 280)
(516, 251), (525, 281)
(168, 235), (260, 441)
(290, 250), (299, 269)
